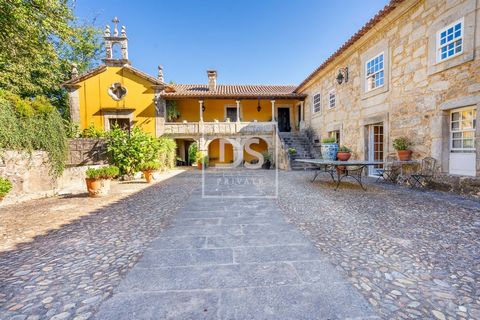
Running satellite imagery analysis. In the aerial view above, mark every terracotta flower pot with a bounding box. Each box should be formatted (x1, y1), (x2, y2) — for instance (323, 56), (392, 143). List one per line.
(143, 170), (153, 183)
(197, 162), (203, 170)
(0, 195), (4, 202)
(337, 152), (351, 161)
(397, 150), (413, 161)
(85, 178), (111, 197)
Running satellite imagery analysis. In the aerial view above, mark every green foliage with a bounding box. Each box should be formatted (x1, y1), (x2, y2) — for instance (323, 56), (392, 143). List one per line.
(86, 166), (119, 179)
(139, 161), (161, 172)
(0, 90), (67, 176)
(195, 151), (208, 165)
(166, 100), (181, 121)
(262, 151), (272, 162)
(0, 177), (12, 197)
(338, 146), (351, 153)
(288, 147), (297, 155)
(106, 126), (176, 176)
(393, 137), (411, 151)
(321, 137), (337, 144)
(0, 0), (103, 113)
(188, 142), (198, 165)
(64, 119), (81, 138)
(81, 123), (106, 138)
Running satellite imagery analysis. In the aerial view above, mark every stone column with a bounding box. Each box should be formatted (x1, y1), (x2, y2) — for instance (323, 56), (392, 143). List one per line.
(236, 100), (240, 122)
(67, 87), (81, 124)
(199, 100), (204, 122)
(154, 92), (166, 137)
(299, 101), (305, 130)
(271, 100), (276, 122)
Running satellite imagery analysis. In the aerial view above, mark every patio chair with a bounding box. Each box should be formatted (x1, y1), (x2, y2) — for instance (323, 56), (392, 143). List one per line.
(408, 157), (437, 188)
(374, 154), (400, 183)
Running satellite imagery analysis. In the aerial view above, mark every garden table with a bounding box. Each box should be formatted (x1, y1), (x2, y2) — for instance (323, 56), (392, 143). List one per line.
(295, 159), (384, 191)
(393, 160), (420, 184)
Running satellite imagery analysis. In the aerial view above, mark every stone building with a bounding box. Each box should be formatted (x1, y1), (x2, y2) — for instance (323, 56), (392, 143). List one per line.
(296, 0), (480, 178)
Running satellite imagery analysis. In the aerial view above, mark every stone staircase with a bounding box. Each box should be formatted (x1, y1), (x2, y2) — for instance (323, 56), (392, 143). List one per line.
(279, 132), (318, 170)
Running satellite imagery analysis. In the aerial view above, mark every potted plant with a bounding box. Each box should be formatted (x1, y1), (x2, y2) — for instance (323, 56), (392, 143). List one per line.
(262, 152), (272, 169)
(337, 146), (352, 161)
(85, 166), (119, 197)
(288, 147), (297, 156)
(139, 161), (161, 183)
(0, 177), (12, 201)
(320, 137), (338, 161)
(393, 137), (413, 161)
(195, 151), (208, 169)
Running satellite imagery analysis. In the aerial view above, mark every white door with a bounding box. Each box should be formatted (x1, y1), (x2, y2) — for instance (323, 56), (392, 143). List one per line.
(368, 124), (384, 176)
(449, 107), (476, 176)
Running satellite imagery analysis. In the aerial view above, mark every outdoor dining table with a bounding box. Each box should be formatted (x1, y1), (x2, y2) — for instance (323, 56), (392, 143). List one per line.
(295, 159), (384, 191)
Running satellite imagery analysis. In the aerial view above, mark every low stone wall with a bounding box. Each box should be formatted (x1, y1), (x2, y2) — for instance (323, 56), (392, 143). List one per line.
(67, 138), (108, 167)
(431, 174), (480, 198)
(0, 150), (102, 206)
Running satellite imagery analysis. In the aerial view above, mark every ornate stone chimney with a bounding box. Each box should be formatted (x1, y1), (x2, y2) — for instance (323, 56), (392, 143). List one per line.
(158, 65), (164, 82)
(207, 70), (217, 91)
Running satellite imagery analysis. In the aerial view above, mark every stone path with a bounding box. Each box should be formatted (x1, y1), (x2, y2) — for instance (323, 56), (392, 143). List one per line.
(95, 172), (377, 319)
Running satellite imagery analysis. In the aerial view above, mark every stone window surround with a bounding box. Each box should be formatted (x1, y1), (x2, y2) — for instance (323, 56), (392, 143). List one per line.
(427, 0), (476, 76)
(103, 110), (134, 131)
(360, 39), (390, 100)
(328, 89), (336, 109)
(312, 92), (321, 115)
(365, 52), (385, 92)
(223, 104), (243, 122)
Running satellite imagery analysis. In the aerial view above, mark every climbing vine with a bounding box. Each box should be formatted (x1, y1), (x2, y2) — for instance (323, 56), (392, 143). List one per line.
(0, 90), (68, 177)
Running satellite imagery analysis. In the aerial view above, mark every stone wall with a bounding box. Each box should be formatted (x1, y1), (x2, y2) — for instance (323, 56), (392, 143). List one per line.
(67, 138), (108, 166)
(300, 0), (480, 178)
(0, 150), (102, 206)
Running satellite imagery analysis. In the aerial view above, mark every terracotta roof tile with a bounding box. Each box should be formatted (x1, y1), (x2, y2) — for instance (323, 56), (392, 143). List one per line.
(161, 84), (306, 99)
(295, 0), (407, 92)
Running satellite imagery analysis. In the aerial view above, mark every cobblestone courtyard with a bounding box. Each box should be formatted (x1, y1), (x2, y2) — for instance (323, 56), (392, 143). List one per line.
(0, 169), (479, 319)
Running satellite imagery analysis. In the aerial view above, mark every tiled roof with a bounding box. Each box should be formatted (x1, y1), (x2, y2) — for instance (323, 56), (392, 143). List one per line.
(161, 84), (306, 99)
(295, 0), (407, 92)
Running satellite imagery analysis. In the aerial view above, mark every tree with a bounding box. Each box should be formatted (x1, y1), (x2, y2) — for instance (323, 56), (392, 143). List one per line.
(0, 0), (102, 114)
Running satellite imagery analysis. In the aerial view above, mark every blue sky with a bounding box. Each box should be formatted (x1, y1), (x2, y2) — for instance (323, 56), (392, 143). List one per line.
(74, 0), (389, 85)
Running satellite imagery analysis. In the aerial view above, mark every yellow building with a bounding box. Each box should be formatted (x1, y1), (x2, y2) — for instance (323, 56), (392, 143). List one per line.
(63, 18), (306, 167)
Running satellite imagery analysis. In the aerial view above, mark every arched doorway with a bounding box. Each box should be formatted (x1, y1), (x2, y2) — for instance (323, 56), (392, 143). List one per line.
(208, 138), (234, 166)
(243, 137), (268, 165)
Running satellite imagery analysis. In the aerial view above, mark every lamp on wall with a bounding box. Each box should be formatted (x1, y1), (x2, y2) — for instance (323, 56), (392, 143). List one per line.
(202, 104), (206, 112)
(257, 99), (261, 112)
(336, 67), (349, 85)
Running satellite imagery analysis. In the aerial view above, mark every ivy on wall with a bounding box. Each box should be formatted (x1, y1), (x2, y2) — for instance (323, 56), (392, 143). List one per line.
(0, 89), (68, 177)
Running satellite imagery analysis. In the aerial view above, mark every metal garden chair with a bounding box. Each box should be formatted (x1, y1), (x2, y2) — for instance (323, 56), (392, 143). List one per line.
(374, 154), (400, 183)
(408, 157), (437, 188)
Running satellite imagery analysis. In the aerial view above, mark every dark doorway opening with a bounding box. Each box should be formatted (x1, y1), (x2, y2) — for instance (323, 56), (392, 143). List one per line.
(277, 108), (291, 132)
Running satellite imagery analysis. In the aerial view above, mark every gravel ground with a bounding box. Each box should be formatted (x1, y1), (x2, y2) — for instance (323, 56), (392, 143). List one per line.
(0, 170), (196, 320)
(276, 171), (480, 320)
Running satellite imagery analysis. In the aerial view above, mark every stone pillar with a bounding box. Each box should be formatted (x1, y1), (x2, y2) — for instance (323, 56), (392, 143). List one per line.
(155, 92), (166, 137)
(236, 100), (240, 122)
(299, 101), (305, 130)
(271, 100), (276, 122)
(430, 112), (449, 173)
(67, 88), (81, 124)
(199, 100), (204, 122)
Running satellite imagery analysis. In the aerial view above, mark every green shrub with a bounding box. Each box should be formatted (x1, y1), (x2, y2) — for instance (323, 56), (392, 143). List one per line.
(139, 161), (161, 171)
(106, 126), (176, 176)
(0, 90), (67, 177)
(188, 142), (198, 165)
(321, 137), (337, 144)
(166, 100), (180, 121)
(195, 151), (208, 165)
(393, 137), (411, 150)
(338, 146), (351, 153)
(86, 166), (119, 179)
(288, 147), (297, 155)
(81, 123), (105, 138)
(0, 177), (12, 197)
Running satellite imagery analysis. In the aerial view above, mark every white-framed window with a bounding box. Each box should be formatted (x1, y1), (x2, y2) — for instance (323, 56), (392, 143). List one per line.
(328, 90), (336, 109)
(437, 18), (464, 62)
(450, 106), (476, 152)
(313, 93), (321, 113)
(365, 52), (384, 92)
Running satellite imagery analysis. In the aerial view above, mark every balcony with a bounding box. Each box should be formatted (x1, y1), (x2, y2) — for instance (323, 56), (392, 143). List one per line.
(163, 121), (275, 136)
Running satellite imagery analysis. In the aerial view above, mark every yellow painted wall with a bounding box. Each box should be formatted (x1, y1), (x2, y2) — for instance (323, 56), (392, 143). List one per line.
(243, 138), (268, 163)
(207, 137), (268, 165)
(77, 66), (156, 134)
(173, 99), (301, 125)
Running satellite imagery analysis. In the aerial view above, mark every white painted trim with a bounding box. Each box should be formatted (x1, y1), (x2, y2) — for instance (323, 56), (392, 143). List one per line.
(365, 51), (385, 93)
(436, 17), (464, 64)
(312, 92), (321, 114)
(328, 89), (336, 109)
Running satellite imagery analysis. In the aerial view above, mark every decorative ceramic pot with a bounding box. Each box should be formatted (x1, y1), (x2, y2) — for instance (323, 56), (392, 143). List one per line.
(337, 152), (351, 161)
(143, 170), (153, 183)
(397, 150), (412, 161)
(321, 143), (339, 161)
(85, 178), (111, 197)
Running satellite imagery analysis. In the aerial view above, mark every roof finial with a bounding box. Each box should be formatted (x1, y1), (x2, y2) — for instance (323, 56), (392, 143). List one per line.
(158, 65), (164, 82)
(71, 63), (78, 78)
(121, 25), (127, 37)
(112, 17), (119, 36)
(104, 25), (110, 37)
